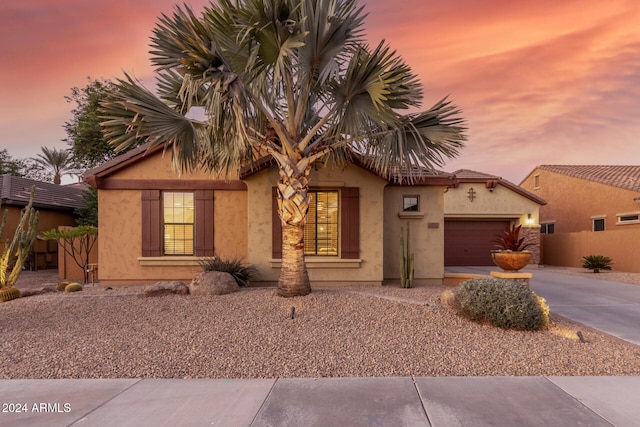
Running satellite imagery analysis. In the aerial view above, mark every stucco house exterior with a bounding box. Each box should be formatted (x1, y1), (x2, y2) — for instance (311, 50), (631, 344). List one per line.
(0, 174), (86, 270)
(84, 146), (545, 286)
(444, 169), (546, 266)
(520, 165), (640, 272)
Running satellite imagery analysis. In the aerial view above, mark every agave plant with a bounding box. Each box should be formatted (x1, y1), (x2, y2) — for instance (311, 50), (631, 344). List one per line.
(494, 224), (533, 252)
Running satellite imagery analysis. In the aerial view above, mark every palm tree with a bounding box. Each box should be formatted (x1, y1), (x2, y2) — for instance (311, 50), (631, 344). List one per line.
(33, 147), (75, 184)
(100, 0), (467, 297)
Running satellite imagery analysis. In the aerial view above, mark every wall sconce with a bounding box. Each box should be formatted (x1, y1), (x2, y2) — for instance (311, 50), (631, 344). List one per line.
(525, 213), (534, 225)
(486, 180), (498, 192)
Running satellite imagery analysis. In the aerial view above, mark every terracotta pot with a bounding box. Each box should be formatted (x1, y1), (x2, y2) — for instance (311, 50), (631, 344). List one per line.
(491, 251), (532, 272)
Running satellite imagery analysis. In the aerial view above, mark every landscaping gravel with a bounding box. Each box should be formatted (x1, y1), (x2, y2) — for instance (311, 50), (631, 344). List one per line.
(2, 274), (640, 379)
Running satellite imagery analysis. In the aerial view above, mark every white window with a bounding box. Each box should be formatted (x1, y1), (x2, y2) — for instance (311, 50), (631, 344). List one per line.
(616, 212), (640, 225)
(592, 217), (605, 232)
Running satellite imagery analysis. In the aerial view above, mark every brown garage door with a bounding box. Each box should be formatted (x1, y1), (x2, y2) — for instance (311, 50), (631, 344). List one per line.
(444, 220), (510, 266)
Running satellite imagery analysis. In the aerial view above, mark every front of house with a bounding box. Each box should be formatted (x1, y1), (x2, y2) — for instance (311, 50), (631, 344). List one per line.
(85, 146), (545, 286)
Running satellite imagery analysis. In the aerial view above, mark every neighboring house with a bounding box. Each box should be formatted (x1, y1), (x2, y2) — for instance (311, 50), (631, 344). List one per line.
(0, 174), (86, 270)
(84, 146), (544, 286)
(520, 165), (640, 272)
(444, 170), (546, 266)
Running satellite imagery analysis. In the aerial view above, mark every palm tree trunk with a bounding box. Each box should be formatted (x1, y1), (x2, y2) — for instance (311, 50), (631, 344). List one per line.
(278, 222), (310, 296)
(276, 165), (311, 297)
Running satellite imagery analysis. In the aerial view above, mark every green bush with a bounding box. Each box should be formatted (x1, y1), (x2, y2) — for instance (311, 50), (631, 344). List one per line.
(199, 255), (258, 286)
(581, 255), (612, 272)
(452, 277), (549, 330)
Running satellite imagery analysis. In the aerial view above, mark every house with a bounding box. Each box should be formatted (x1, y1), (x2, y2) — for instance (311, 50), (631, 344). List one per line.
(520, 165), (640, 272)
(0, 174), (87, 270)
(84, 145), (544, 286)
(444, 170), (546, 266)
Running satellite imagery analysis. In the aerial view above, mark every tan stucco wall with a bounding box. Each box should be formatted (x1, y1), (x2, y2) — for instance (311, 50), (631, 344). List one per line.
(521, 169), (640, 233)
(521, 168), (640, 270)
(96, 151), (247, 285)
(244, 164), (387, 285)
(383, 186), (445, 284)
(444, 183), (541, 226)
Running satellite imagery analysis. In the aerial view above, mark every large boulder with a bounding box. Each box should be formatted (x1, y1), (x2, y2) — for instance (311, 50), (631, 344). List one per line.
(144, 281), (189, 297)
(188, 271), (239, 296)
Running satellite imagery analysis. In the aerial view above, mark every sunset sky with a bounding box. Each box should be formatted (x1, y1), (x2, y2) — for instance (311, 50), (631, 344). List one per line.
(1, 0), (639, 184)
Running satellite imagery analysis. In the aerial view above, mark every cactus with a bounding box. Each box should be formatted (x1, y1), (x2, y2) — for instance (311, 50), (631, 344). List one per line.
(0, 286), (21, 302)
(0, 187), (39, 289)
(400, 222), (414, 288)
(57, 281), (72, 291)
(64, 283), (83, 293)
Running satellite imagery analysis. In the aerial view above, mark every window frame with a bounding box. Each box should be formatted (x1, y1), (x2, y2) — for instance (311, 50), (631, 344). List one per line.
(304, 189), (340, 257)
(616, 212), (640, 225)
(162, 191), (195, 256)
(540, 222), (555, 234)
(592, 217), (606, 232)
(402, 195), (420, 212)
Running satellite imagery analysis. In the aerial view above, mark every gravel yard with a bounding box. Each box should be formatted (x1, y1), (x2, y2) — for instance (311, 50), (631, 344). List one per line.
(2, 269), (640, 379)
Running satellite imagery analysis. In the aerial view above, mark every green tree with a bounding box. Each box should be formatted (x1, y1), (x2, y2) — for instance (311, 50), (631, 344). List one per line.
(75, 187), (98, 227)
(101, 0), (466, 297)
(32, 147), (75, 184)
(65, 78), (144, 170)
(0, 149), (23, 176)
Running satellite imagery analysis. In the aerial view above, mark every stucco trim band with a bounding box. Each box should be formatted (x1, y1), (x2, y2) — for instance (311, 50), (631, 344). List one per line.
(269, 258), (362, 268)
(138, 256), (204, 266)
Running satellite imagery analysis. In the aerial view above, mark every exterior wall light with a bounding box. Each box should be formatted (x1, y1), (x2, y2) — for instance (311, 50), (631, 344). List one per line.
(526, 213), (534, 225)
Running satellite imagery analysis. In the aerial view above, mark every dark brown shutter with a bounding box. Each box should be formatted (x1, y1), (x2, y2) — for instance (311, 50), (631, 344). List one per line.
(272, 187), (283, 259)
(141, 190), (162, 256)
(195, 189), (215, 256)
(341, 187), (360, 259)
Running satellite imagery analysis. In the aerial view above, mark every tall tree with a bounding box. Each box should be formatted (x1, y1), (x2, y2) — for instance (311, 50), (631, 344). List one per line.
(0, 149), (23, 176)
(33, 147), (75, 184)
(101, 0), (466, 297)
(65, 78), (143, 170)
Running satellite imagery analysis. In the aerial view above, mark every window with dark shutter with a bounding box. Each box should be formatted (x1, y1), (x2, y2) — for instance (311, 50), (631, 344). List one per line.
(272, 187), (360, 259)
(142, 189), (214, 257)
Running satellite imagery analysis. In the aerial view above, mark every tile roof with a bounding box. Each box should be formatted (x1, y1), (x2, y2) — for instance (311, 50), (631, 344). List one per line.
(0, 175), (87, 211)
(537, 165), (640, 192)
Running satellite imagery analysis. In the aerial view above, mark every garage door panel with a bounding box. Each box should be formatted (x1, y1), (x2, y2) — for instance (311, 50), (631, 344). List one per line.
(444, 221), (509, 266)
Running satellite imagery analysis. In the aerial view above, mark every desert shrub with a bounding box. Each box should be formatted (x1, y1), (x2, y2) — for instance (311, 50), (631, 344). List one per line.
(452, 277), (549, 330)
(199, 255), (258, 286)
(581, 255), (612, 272)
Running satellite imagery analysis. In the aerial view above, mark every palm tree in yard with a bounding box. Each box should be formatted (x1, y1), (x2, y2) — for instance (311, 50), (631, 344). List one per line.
(33, 147), (75, 184)
(100, 0), (467, 297)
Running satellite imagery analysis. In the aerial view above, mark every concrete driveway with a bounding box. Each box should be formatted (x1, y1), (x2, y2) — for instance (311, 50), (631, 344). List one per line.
(445, 266), (640, 346)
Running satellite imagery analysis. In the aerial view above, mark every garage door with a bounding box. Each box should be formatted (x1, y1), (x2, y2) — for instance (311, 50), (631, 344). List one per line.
(444, 220), (510, 266)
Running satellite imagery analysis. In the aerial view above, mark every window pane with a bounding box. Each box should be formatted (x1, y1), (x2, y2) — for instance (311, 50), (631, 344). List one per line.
(403, 196), (419, 212)
(593, 218), (605, 232)
(304, 190), (339, 256)
(163, 192), (195, 255)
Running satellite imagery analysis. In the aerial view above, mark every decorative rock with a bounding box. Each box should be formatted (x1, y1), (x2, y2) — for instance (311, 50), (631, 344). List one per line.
(440, 289), (456, 307)
(144, 281), (189, 297)
(188, 271), (239, 296)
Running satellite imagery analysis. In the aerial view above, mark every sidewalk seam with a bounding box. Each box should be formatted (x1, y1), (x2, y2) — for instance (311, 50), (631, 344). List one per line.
(411, 376), (433, 427)
(67, 379), (143, 426)
(248, 377), (279, 426)
(543, 376), (615, 427)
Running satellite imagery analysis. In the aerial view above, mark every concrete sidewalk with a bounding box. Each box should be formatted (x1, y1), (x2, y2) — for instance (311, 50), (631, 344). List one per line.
(2, 376), (639, 426)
